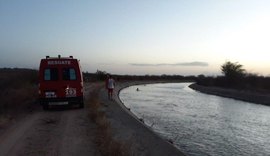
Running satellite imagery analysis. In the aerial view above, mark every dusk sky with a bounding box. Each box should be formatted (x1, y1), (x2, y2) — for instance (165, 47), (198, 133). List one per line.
(1, 0), (270, 75)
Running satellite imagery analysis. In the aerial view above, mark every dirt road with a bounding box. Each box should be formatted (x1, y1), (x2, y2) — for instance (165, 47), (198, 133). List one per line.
(0, 83), (100, 156)
(0, 81), (185, 156)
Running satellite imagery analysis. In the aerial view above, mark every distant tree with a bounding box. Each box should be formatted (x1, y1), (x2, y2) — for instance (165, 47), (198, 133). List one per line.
(221, 61), (246, 86)
(96, 70), (107, 81)
(221, 61), (245, 77)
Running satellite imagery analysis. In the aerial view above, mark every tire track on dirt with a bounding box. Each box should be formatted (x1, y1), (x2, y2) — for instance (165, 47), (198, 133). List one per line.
(0, 83), (100, 156)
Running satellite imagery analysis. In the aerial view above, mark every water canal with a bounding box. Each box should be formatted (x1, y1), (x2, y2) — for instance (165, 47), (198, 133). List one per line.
(119, 83), (270, 156)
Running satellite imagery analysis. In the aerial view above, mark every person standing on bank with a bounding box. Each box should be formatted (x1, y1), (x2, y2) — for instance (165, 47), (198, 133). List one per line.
(107, 75), (115, 100)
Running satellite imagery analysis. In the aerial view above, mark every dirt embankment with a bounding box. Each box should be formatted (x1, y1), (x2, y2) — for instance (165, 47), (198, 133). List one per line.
(189, 83), (270, 106)
(100, 81), (185, 156)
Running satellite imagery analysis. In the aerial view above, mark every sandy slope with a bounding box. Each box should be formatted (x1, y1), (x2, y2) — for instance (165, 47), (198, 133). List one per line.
(0, 83), (100, 156)
(189, 83), (270, 106)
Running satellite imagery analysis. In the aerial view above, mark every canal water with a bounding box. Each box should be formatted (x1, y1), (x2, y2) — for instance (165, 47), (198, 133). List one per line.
(119, 83), (270, 156)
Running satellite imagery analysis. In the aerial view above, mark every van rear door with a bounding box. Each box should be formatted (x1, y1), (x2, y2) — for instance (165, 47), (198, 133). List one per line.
(39, 58), (84, 109)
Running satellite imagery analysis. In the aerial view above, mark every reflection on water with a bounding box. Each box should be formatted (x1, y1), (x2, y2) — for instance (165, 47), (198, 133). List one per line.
(120, 83), (270, 156)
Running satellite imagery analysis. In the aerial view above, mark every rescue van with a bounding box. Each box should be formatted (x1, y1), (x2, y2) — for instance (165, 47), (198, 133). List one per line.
(38, 55), (84, 110)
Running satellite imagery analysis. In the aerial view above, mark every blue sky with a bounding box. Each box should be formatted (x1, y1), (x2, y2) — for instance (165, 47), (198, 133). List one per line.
(1, 0), (270, 75)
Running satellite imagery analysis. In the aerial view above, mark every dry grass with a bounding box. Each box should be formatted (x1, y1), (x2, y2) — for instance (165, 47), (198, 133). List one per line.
(0, 68), (38, 125)
(87, 86), (132, 156)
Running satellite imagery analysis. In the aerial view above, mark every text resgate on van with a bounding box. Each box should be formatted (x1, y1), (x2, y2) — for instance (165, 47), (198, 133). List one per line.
(47, 60), (71, 65)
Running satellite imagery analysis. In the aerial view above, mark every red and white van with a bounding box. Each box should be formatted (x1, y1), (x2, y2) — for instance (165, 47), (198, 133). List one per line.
(38, 55), (84, 110)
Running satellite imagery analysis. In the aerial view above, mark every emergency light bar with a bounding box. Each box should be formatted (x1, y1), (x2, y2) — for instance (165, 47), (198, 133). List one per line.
(45, 55), (74, 59)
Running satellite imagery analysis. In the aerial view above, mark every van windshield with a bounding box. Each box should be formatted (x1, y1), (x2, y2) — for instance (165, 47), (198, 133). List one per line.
(44, 68), (58, 81)
(62, 68), (77, 80)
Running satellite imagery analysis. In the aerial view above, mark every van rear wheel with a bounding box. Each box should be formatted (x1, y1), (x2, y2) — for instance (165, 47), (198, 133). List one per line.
(79, 102), (84, 108)
(43, 104), (49, 110)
